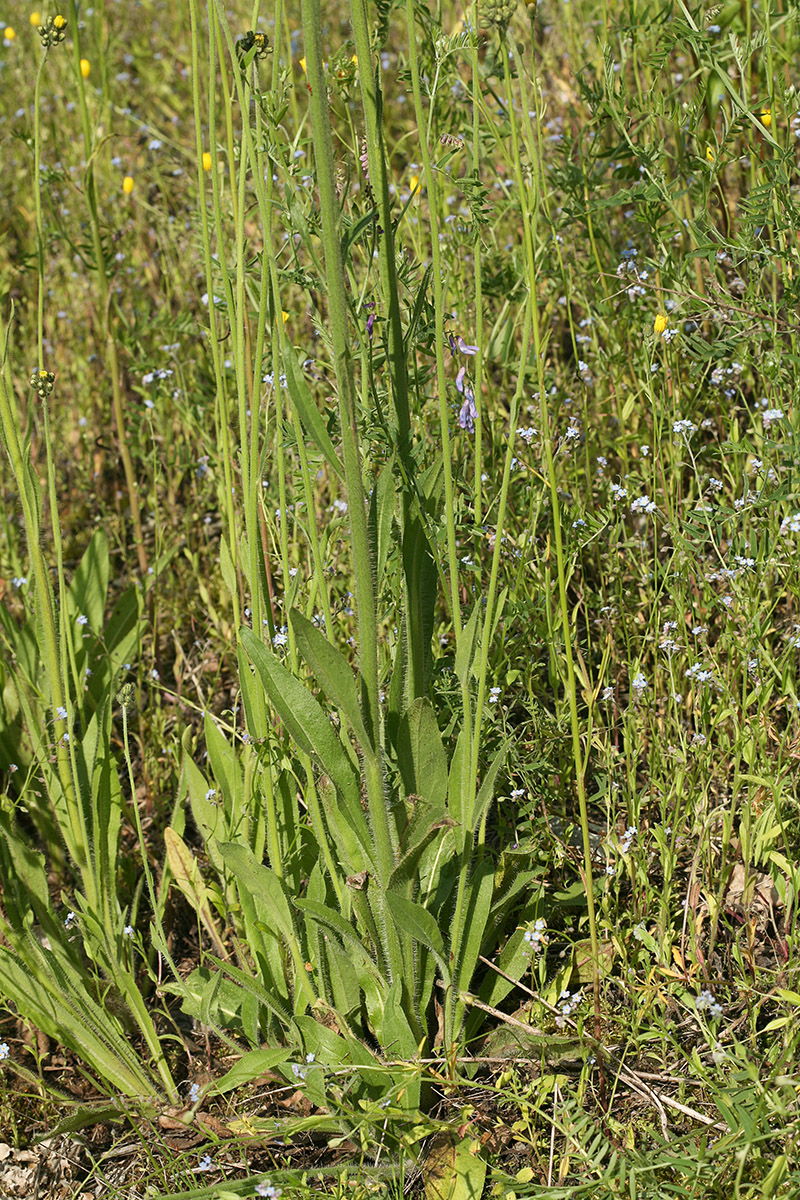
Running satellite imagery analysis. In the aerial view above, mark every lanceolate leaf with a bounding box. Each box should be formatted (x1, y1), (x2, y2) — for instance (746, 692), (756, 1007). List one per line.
(385, 892), (451, 988)
(454, 606), (481, 690)
(67, 529), (109, 635)
(396, 697), (448, 809)
(240, 627), (361, 806)
(294, 896), (383, 983)
(290, 609), (370, 749)
(208, 1048), (291, 1096)
(283, 350), (344, 482)
(470, 739), (509, 833)
(424, 1134), (487, 1200)
(450, 857), (494, 998)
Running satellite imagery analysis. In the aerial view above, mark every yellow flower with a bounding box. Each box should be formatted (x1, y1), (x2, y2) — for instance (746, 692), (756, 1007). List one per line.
(705, 145), (715, 162)
(409, 174), (420, 192)
(282, 311), (289, 323)
(122, 175), (134, 195)
(53, 14), (66, 28)
(653, 313), (668, 335)
(202, 151), (212, 171)
(80, 58), (90, 78)
(299, 56), (306, 74)
(4, 26), (16, 40)
(760, 107), (772, 128)
(30, 12), (41, 25)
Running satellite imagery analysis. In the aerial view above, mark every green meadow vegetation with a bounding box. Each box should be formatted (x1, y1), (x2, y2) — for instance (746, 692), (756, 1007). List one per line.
(1, 0), (800, 1194)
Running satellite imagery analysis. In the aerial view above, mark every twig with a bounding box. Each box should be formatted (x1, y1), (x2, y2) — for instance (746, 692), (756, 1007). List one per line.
(476, 955), (727, 1136)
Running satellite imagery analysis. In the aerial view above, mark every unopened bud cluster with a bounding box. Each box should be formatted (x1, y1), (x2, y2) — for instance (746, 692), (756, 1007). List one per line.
(116, 683), (136, 714)
(235, 29), (271, 67)
(482, 0), (518, 29)
(38, 14), (67, 49)
(30, 368), (55, 398)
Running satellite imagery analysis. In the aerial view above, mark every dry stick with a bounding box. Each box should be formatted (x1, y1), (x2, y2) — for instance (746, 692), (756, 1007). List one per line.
(477, 956), (726, 1136)
(458, 993), (543, 1037)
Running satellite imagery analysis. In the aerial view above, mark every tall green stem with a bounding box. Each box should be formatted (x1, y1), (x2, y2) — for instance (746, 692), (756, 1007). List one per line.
(404, 0), (462, 646)
(67, 0), (148, 578)
(350, 0), (434, 701)
(503, 38), (602, 1027)
(300, 0), (397, 899)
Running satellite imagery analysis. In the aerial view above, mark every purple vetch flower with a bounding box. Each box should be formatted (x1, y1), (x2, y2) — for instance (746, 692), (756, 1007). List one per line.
(359, 137), (370, 183)
(459, 396), (478, 431)
(366, 314), (375, 339)
(456, 366), (478, 432)
(448, 333), (479, 356)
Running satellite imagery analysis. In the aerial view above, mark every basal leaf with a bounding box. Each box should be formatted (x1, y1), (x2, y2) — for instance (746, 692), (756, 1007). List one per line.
(240, 627), (360, 805)
(290, 609), (370, 749)
(396, 697), (448, 808)
(385, 892), (451, 987)
(209, 1048), (291, 1095)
